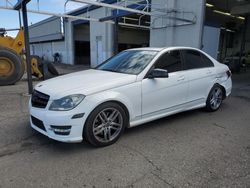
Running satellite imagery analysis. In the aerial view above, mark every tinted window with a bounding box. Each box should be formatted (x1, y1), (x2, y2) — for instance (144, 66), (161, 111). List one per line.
(183, 50), (204, 69)
(183, 50), (214, 69)
(154, 50), (182, 73)
(201, 53), (214, 67)
(96, 50), (157, 75)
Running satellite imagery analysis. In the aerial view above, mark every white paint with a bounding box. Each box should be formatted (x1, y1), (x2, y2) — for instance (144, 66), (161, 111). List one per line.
(29, 47), (232, 143)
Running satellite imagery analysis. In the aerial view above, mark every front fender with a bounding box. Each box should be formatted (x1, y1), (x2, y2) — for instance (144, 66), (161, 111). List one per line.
(81, 81), (142, 124)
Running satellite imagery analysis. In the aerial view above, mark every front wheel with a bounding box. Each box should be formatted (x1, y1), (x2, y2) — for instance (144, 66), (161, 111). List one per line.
(83, 102), (128, 147)
(206, 85), (224, 112)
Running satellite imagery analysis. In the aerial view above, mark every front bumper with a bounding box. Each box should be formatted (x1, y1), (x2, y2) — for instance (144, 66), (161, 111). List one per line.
(29, 100), (88, 143)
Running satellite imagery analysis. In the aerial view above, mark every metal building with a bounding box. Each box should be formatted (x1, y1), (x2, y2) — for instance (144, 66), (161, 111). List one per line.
(29, 0), (250, 67)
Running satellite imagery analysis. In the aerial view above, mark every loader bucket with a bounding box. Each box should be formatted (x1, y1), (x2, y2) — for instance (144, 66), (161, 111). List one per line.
(30, 55), (59, 80)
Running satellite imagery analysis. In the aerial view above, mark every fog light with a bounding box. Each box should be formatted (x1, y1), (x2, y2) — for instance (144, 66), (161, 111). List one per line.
(50, 125), (71, 135)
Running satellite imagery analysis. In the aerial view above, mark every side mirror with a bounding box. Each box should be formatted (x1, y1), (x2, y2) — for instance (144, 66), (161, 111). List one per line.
(148, 68), (169, 79)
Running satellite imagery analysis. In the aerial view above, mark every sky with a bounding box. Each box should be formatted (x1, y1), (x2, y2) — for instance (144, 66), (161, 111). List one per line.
(0, 0), (87, 36)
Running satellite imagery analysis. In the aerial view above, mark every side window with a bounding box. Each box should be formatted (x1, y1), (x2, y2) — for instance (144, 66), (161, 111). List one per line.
(183, 50), (205, 70)
(201, 53), (214, 67)
(154, 50), (182, 73)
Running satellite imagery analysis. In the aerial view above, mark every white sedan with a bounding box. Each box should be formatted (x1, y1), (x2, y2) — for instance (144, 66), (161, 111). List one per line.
(29, 47), (232, 147)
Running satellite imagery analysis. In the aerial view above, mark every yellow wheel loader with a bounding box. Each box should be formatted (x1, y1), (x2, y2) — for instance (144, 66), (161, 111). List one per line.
(0, 28), (58, 86)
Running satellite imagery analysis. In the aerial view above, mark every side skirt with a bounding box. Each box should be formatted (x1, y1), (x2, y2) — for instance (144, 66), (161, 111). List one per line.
(129, 99), (205, 128)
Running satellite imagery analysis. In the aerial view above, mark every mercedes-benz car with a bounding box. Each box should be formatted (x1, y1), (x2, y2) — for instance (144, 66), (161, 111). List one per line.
(29, 47), (232, 147)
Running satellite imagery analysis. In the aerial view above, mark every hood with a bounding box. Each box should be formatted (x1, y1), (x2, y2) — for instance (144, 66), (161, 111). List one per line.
(35, 69), (137, 99)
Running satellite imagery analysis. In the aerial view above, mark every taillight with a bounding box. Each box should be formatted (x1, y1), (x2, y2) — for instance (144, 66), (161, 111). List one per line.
(226, 70), (232, 78)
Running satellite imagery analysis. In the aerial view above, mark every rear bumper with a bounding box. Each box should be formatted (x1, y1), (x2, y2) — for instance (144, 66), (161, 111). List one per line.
(222, 77), (232, 97)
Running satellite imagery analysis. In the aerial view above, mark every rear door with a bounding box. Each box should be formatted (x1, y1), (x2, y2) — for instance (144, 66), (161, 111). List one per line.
(181, 49), (215, 103)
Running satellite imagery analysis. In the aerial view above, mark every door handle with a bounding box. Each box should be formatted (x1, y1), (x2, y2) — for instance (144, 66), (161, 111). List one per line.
(177, 76), (185, 81)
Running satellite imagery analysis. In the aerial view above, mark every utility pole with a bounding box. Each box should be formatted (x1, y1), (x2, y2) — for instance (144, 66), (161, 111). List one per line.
(14, 0), (33, 94)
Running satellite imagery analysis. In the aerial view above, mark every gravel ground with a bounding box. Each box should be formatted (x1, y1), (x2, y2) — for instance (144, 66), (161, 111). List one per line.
(0, 69), (249, 188)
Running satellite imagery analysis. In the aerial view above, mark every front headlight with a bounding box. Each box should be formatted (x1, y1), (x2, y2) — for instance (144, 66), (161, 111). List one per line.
(49, 94), (85, 111)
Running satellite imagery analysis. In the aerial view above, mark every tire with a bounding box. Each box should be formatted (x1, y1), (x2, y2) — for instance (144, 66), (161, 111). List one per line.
(84, 102), (128, 147)
(205, 84), (224, 112)
(0, 47), (25, 86)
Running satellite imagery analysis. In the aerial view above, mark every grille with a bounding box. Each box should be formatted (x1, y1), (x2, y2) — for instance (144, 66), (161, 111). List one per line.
(31, 90), (50, 108)
(31, 116), (46, 132)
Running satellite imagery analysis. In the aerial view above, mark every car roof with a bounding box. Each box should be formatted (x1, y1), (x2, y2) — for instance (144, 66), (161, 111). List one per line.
(127, 46), (202, 52)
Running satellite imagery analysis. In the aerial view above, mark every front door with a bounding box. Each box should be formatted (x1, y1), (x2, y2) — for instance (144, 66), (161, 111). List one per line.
(142, 50), (188, 115)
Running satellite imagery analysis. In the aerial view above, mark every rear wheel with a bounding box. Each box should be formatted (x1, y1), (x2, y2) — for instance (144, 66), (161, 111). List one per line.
(206, 85), (223, 112)
(0, 48), (24, 86)
(84, 102), (128, 147)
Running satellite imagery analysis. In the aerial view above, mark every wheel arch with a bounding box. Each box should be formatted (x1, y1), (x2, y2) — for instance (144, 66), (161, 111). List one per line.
(87, 99), (130, 125)
(213, 83), (226, 100)
(82, 99), (130, 147)
(218, 83), (226, 99)
(208, 83), (226, 100)
(107, 100), (130, 125)
(83, 93), (134, 128)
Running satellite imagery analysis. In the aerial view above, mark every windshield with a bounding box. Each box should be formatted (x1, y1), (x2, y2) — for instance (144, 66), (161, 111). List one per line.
(96, 50), (158, 75)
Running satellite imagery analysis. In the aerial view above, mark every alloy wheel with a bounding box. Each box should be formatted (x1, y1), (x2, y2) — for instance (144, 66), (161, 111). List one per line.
(92, 107), (123, 143)
(210, 87), (223, 110)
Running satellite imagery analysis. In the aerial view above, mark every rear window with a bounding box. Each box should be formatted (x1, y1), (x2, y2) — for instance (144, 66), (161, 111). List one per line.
(201, 53), (214, 67)
(183, 50), (213, 70)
